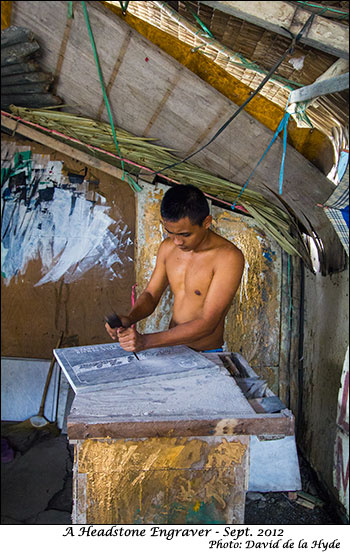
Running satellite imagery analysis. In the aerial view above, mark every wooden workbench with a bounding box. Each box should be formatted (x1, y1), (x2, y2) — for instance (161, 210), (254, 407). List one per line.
(55, 344), (295, 524)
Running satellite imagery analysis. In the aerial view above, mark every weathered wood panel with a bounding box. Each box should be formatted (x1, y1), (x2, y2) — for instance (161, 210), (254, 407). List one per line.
(211, 207), (281, 389)
(73, 436), (249, 524)
(1, 135), (135, 358)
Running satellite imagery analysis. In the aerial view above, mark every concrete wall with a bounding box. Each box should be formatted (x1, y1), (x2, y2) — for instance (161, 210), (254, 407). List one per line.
(302, 265), (349, 506)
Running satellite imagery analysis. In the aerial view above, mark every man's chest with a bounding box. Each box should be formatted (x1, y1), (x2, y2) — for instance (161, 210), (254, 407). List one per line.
(166, 251), (215, 296)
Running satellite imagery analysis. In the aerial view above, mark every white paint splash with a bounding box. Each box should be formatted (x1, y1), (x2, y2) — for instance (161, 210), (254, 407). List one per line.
(240, 260), (250, 303)
(1, 188), (133, 286)
(288, 56), (305, 71)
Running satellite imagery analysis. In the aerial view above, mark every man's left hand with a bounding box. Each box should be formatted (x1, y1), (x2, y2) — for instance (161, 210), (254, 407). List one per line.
(117, 327), (145, 352)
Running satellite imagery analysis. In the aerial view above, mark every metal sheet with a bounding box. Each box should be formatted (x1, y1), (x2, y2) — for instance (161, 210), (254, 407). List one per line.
(1, 357), (59, 422)
(248, 435), (301, 492)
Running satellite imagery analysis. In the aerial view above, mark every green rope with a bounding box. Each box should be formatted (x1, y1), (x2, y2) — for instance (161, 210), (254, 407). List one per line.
(296, 1), (349, 17)
(119, 1), (129, 15)
(185, 5), (214, 39)
(81, 1), (142, 193)
(67, 1), (74, 19)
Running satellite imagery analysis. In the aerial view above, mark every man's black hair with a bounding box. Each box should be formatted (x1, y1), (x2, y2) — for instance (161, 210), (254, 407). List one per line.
(160, 184), (209, 226)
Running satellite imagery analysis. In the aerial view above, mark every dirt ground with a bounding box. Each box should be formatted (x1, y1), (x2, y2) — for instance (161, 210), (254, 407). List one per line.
(245, 454), (345, 525)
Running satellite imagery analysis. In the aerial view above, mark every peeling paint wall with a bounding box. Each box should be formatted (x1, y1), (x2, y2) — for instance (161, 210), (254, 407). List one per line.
(74, 435), (249, 524)
(211, 207), (281, 392)
(333, 347), (349, 517)
(1, 136), (135, 358)
(136, 181), (281, 393)
(136, 181), (173, 334)
(302, 266), (349, 512)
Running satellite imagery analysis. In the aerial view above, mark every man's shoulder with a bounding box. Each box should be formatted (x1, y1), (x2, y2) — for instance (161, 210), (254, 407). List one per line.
(158, 237), (175, 257)
(212, 233), (244, 259)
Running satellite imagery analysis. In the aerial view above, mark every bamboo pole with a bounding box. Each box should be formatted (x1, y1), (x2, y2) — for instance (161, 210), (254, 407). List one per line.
(1, 41), (40, 65)
(1, 60), (40, 76)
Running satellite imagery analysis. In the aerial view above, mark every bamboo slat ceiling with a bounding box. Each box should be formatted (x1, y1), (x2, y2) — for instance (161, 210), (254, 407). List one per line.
(120, 0), (349, 140)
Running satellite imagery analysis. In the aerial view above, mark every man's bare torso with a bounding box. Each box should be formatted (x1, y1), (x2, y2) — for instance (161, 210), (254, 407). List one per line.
(163, 231), (241, 350)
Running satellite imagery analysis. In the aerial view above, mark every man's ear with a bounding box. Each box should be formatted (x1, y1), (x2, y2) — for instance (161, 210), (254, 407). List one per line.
(203, 215), (212, 229)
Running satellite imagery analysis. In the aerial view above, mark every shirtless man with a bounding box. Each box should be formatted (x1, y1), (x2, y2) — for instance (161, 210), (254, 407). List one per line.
(106, 184), (244, 352)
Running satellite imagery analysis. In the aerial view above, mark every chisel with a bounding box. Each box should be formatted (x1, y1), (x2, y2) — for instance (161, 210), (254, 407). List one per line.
(105, 312), (140, 360)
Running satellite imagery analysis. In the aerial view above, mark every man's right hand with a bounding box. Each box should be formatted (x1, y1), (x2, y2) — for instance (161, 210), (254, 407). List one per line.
(105, 315), (131, 341)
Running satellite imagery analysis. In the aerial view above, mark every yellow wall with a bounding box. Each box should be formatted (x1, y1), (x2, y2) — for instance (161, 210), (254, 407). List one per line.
(1, 1), (12, 29)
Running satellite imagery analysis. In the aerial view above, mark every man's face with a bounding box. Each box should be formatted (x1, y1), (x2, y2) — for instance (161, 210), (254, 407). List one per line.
(161, 216), (211, 252)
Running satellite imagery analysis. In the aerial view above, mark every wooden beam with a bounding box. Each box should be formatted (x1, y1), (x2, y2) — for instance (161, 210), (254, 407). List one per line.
(199, 1), (349, 59)
(142, 66), (184, 136)
(289, 72), (349, 104)
(184, 104), (229, 157)
(97, 29), (132, 120)
(67, 413), (295, 439)
(52, 9), (74, 95)
(1, 114), (125, 181)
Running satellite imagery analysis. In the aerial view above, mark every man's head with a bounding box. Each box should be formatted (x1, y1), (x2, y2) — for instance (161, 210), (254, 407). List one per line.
(161, 184), (209, 226)
(160, 185), (212, 252)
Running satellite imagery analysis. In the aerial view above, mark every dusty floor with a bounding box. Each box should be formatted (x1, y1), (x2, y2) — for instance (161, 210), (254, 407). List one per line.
(0, 422), (345, 525)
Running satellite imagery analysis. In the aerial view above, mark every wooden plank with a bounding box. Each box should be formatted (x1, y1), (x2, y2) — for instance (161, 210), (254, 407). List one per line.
(183, 104), (230, 157)
(279, 251), (292, 406)
(1, 114), (125, 181)
(289, 73), (349, 104)
(52, 9), (74, 94)
(142, 67), (184, 136)
(289, 256), (302, 429)
(1, 134), (136, 359)
(67, 413), (295, 439)
(73, 435), (249, 524)
(96, 29), (132, 119)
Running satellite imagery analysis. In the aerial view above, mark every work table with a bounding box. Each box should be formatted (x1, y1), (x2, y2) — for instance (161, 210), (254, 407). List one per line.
(54, 343), (298, 524)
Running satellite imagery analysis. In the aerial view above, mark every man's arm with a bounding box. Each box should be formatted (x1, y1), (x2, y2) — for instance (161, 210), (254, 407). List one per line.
(105, 241), (169, 339)
(118, 247), (244, 351)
